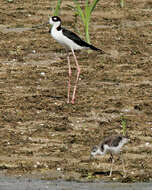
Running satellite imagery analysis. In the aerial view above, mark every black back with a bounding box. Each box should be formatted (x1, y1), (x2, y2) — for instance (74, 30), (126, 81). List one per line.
(62, 28), (103, 52)
(100, 135), (123, 151)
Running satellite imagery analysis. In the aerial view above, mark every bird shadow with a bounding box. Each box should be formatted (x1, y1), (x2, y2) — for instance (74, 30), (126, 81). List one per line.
(92, 170), (124, 177)
(92, 171), (110, 176)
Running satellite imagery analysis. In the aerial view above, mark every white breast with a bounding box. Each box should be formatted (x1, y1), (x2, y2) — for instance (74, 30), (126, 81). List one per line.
(104, 138), (128, 155)
(51, 27), (84, 50)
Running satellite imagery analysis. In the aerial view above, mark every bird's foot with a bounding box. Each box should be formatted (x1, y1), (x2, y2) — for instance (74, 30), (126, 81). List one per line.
(71, 100), (75, 104)
(67, 98), (75, 104)
(71, 99), (74, 104)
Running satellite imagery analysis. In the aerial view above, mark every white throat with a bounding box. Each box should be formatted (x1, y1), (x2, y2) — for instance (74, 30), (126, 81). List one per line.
(49, 18), (61, 29)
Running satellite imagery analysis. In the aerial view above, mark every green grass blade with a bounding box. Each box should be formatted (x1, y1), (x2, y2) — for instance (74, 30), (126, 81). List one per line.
(120, 0), (124, 8)
(73, 0), (100, 43)
(85, 0), (89, 17)
(85, 21), (90, 43)
(54, 0), (62, 16)
(73, 0), (85, 23)
(121, 115), (127, 136)
(90, 0), (100, 13)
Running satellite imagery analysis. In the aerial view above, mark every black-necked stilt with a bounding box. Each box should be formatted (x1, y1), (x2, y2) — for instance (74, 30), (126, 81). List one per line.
(49, 16), (105, 104)
(90, 135), (129, 177)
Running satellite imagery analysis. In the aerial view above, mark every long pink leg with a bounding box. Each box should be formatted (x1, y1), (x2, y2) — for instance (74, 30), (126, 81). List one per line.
(67, 51), (71, 103)
(109, 154), (114, 177)
(71, 49), (81, 104)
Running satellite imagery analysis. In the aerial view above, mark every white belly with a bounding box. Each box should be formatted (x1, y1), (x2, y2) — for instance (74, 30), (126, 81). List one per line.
(104, 138), (128, 155)
(51, 28), (84, 50)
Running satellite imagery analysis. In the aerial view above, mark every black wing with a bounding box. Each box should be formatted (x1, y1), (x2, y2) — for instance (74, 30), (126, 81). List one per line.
(101, 135), (123, 148)
(62, 27), (103, 52)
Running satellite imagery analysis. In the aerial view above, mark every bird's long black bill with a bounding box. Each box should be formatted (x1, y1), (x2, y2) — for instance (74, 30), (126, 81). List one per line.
(32, 21), (49, 29)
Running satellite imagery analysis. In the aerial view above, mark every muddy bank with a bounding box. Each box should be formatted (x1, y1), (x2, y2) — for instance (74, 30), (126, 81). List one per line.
(0, 0), (152, 182)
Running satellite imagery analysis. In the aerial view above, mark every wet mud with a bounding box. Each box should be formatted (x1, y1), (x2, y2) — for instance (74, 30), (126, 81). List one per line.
(0, 0), (152, 182)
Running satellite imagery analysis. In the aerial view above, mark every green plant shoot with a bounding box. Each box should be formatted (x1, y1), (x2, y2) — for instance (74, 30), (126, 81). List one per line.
(73, 0), (100, 43)
(121, 115), (127, 136)
(54, 0), (62, 16)
(120, 0), (124, 8)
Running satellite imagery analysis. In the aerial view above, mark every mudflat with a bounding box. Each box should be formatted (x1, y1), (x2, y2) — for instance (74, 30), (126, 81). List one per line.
(0, 0), (152, 182)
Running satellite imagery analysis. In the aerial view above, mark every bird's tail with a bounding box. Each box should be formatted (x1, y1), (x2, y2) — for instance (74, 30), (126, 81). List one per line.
(89, 44), (105, 54)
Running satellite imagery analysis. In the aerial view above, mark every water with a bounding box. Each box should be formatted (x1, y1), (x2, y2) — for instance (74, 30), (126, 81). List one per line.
(0, 177), (151, 190)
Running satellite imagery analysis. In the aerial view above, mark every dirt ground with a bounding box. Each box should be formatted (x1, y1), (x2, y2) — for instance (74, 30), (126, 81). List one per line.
(0, 0), (152, 182)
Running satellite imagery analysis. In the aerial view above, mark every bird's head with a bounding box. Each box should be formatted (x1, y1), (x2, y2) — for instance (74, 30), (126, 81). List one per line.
(90, 145), (104, 159)
(49, 16), (61, 27)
